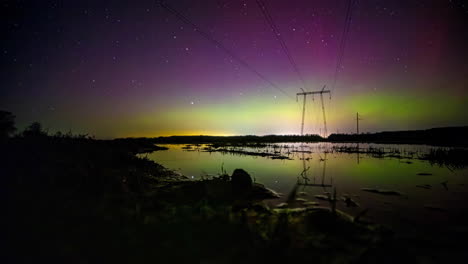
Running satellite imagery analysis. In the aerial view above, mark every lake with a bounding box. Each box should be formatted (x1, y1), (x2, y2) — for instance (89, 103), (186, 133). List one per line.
(144, 143), (468, 235)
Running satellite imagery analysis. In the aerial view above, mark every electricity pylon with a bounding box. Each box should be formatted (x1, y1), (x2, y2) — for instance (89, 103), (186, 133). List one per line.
(296, 85), (331, 136)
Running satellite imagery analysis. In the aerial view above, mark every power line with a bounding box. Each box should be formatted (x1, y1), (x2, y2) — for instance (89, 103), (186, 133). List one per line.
(157, 1), (295, 100)
(331, 0), (356, 94)
(255, 0), (307, 90)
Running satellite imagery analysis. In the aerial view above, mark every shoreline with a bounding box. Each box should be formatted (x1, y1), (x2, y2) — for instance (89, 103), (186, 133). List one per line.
(3, 135), (468, 262)
(115, 126), (468, 147)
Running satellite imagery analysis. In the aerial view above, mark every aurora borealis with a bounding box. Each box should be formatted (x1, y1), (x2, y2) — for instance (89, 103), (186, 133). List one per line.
(1, 0), (467, 138)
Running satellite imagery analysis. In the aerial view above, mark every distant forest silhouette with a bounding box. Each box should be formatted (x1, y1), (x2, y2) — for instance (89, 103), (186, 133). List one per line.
(143, 127), (468, 146)
(1, 110), (467, 146)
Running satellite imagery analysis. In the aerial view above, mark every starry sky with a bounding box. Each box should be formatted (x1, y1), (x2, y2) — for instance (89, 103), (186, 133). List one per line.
(1, 0), (467, 138)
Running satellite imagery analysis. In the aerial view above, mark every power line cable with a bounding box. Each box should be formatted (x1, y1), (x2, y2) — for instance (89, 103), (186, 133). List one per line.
(331, 0), (356, 94)
(158, 1), (296, 100)
(255, 0), (307, 90)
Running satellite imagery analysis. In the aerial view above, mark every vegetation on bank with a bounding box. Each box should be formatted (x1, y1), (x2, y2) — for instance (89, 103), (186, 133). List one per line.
(3, 110), (467, 262)
(2, 134), (396, 263)
(331, 144), (468, 169)
(111, 126), (468, 147)
(1, 111), (397, 263)
(328, 126), (468, 146)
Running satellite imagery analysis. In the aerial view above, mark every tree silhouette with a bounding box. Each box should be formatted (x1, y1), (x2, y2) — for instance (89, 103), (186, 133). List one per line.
(22, 122), (47, 137)
(0, 110), (16, 138)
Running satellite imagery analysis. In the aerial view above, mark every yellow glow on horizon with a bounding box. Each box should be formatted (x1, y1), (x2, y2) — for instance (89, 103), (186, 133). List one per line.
(85, 88), (468, 138)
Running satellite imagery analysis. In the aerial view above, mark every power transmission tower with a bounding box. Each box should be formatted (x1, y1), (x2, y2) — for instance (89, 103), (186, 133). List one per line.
(297, 88), (307, 136)
(296, 85), (331, 136)
(356, 112), (362, 134)
(319, 86), (329, 137)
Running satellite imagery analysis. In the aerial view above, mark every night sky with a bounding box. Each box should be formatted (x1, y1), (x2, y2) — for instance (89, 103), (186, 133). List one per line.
(1, 0), (468, 138)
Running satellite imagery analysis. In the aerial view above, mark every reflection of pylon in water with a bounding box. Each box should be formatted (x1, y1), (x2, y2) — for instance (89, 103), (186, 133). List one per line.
(321, 152), (327, 188)
(296, 150), (335, 213)
(299, 145), (310, 184)
(318, 152), (332, 191)
(298, 151), (332, 188)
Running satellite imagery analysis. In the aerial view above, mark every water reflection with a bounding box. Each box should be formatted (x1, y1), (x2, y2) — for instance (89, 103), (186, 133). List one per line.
(297, 149), (332, 189)
(356, 143), (360, 164)
(144, 143), (468, 234)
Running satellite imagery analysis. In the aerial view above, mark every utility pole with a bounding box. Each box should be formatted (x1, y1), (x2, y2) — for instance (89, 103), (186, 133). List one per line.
(296, 85), (331, 136)
(356, 112), (362, 134)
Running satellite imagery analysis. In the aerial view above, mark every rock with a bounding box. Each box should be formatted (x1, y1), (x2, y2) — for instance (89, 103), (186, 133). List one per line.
(287, 208), (308, 213)
(303, 201), (320, 206)
(276, 202), (288, 208)
(342, 197), (359, 207)
(274, 208), (308, 214)
(314, 194), (331, 201)
(231, 169), (253, 196)
(250, 183), (280, 200)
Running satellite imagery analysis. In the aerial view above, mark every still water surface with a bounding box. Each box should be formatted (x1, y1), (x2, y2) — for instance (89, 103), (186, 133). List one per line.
(145, 143), (468, 233)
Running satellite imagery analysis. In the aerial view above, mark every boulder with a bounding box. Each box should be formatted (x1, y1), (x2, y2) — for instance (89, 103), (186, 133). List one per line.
(231, 169), (253, 196)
